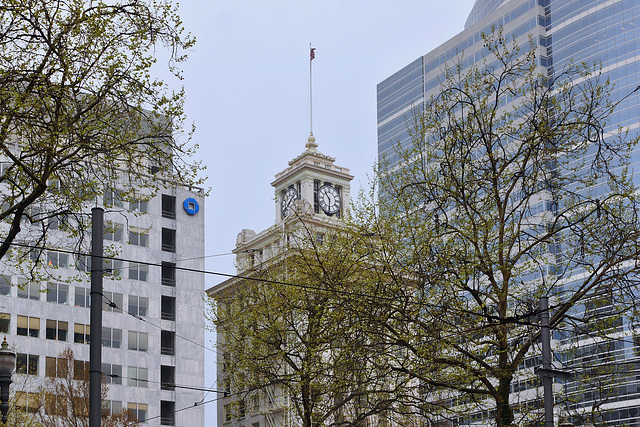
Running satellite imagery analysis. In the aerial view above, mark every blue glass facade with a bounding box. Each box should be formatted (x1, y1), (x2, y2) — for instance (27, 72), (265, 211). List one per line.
(377, 0), (640, 424)
(377, 0), (544, 167)
(379, 0), (640, 172)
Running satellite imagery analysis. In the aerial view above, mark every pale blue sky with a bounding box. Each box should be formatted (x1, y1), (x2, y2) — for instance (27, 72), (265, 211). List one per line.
(175, 1), (475, 424)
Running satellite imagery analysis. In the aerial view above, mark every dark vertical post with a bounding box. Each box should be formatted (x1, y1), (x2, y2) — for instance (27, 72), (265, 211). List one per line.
(90, 207), (104, 427)
(540, 296), (554, 427)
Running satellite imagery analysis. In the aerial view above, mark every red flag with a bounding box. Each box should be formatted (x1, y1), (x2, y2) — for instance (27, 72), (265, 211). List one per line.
(310, 47), (316, 60)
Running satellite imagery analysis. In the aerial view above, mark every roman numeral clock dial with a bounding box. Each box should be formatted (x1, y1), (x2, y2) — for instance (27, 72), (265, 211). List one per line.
(317, 184), (341, 215)
(281, 187), (298, 218)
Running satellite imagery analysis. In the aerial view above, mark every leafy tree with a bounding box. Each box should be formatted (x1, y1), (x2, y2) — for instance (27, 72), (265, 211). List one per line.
(4, 373), (42, 427)
(6, 349), (138, 426)
(37, 348), (139, 426)
(351, 30), (640, 426)
(210, 218), (408, 427)
(0, 0), (200, 264)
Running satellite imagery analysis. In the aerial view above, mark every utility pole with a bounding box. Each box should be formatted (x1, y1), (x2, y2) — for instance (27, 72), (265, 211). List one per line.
(90, 207), (104, 427)
(540, 296), (554, 427)
(535, 296), (572, 427)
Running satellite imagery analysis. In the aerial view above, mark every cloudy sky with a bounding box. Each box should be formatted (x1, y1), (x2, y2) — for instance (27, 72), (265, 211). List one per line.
(173, 0), (475, 423)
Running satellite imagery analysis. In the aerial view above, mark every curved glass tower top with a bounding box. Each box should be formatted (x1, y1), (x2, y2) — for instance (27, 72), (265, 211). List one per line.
(465, 0), (512, 28)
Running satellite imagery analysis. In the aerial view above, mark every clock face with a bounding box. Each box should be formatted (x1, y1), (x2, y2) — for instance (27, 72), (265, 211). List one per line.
(281, 187), (298, 218)
(317, 184), (341, 215)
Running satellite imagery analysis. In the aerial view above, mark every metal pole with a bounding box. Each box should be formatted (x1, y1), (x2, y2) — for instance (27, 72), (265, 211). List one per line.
(540, 296), (554, 427)
(310, 43), (314, 134)
(0, 374), (10, 423)
(90, 207), (104, 427)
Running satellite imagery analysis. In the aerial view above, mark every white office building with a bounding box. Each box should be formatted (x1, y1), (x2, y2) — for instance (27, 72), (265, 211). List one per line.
(0, 185), (205, 426)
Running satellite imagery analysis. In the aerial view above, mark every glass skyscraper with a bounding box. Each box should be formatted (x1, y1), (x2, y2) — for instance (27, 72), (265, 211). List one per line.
(377, 0), (640, 425)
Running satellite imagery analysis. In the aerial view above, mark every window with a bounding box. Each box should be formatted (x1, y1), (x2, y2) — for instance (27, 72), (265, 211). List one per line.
(74, 323), (90, 344)
(28, 248), (42, 263)
(251, 395), (260, 414)
(72, 396), (89, 417)
(128, 295), (148, 317)
(127, 366), (148, 388)
(224, 404), (233, 423)
(162, 227), (176, 252)
(0, 275), (10, 295)
(162, 194), (176, 219)
(104, 259), (123, 278)
(161, 400), (175, 426)
(46, 282), (68, 304)
(313, 180), (320, 213)
(45, 357), (68, 378)
(102, 327), (122, 348)
(76, 255), (91, 272)
(239, 400), (246, 418)
(222, 352), (230, 372)
(48, 214), (68, 231)
(16, 391), (40, 413)
(17, 279), (39, 300)
(128, 331), (148, 352)
(161, 262), (176, 286)
(252, 423), (260, 427)
(130, 195), (149, 213)
(161, 330), (175, 356)
(128, 226), (149, 247)
(46, 319), (68, 341)
(16, 353), (39, 375)
(127, 403), (148, 423)
(102, 291), (123, 312)
(17, 315), (39, 337)
(161, 365), (175, 391)
(102, 400), (123, 417)
(161, 296), (176, 321)
(48, 216), (59, 230)
(102, 364), (122, 385)
(0, 313), (8, 333)
(46, 251), (69, 268)
(75, 287), (90, 307)
(104, 187), (124, 208)
(128, 262), (149, 281)
(104, 222), (124, 242)
(44, 393), (67, 416)
(0, 161), (10, 176)
(74, 360), (90, 381)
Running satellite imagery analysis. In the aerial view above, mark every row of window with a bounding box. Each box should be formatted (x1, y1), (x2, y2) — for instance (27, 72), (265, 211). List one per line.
(35, 188), (177, 220)
(223, 397), (264, 426)
(0, 264), (177, 304)
(20, 354), (176, 385)
(24, 229), (176, 272)
(102, 363), (176, 391)
(15, 392), (171, 425)
(104, 223), (177, 252)
(10, 317), (151, 349)
(8, 315), (176, 354)
(1, 285), (175, 321)
(104, 189), (177, 220)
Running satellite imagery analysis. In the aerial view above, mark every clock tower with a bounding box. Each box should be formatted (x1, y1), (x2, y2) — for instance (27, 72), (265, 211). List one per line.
(208, 132), (355, 427)
(272, 132), (353, 222)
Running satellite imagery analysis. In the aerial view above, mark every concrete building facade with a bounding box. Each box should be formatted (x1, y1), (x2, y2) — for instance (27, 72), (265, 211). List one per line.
(0, 184), (205, 426)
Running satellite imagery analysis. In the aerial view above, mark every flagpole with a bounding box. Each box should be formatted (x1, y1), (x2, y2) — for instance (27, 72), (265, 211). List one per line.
(309, 43), (314, 135)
